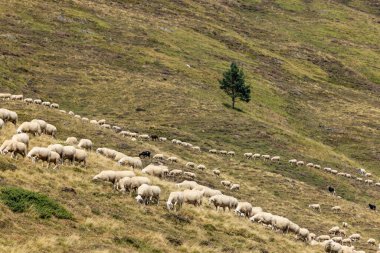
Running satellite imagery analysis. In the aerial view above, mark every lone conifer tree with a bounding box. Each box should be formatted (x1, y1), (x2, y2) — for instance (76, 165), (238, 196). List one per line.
(219, 62), (251, 109)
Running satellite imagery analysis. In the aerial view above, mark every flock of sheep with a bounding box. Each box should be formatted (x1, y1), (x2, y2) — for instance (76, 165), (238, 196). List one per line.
(1, 93), (379, 253)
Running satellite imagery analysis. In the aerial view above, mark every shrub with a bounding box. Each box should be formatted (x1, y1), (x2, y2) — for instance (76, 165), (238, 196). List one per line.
(0, 187), (73, 219)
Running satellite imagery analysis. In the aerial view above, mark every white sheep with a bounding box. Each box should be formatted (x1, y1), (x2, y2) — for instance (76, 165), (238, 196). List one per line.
(219, 150), (227, 155)
(117, 176), (151, 192)
(118, 156), (143, 169)
(90, 120), (98, 124)
(158, 137), (167, 141)
(244, 153), (253, 159)
(78, 139), (93, 150)
(314, 164), (321, 169)
(349, 234), (360, 241)
(288, 159), (297, 165)
(142, 163), (167, 178)
(153, 153), (164, 160)
(11, 133), (29, 148)
(296, 161), (305, 166)
(74, 149), (87, 166)
(48, 151), (61, 169)
(98, 119), (106, 125)
(10, 94), (23, 100)
(271, 215), (292, 233)
(235, 202), (253, 217)
(221, 180), (231, 187)
(93, 170), (135, 184)
(34, 99), (42, 104)
(309, 204), (321, 212)
(47, 144), (64, 156)
(62, 146), (76, 164)
(193, 185), (221, 198)
(227, 151), (235, 156)
(2, 140), (27, 158)
(168, 169), (183, 177)
(197, 164), (206, 170)
(0, 119), (3, 129)
(306, 163), (314, 167)
(324, 240), (342, 253)
(176, 180), (198, 190)
(250, 212), (273, 225)
(342, 222), (348, 228)
(184, 171), (196, 179)
(209, 194), (238, 211)
(186, 162), (195, 168)
(45, 123), (57, 138)
(367, 238), (376, 246)
(183, 189), (204, 206)
(192, 146), (201, 152)
(96, 148), (117, 159)
(65, 137), (78, 145)
(50, 103), (59, 109)
(212, 169), (220, 176)
(252, 153), (261, 159)
(138, 134), (150, 140)
(208, 149), (218, 154)
(341, 238), (352, 246)
(42, 101), (51, 107)
(317, 235), (331, 242)
(16, 121), (41, 136)
(27, 147), (51, 164)
(298, 228), (310, 242)
(167, 192), (184, 211)
(230, 184), (240, 191)
(329, 226), (340, 235)
(332, 237), (342, 243)
(262, 154), (270, 160)
(31, 119), (47, 133)
(331, 206), (342, 213)
(167, 156), (178, 163)
(136, 184), (154, 205)
(271, 156), (280, 162)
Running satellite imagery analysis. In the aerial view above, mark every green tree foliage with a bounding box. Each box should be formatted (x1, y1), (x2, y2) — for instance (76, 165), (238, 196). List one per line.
(219, 62), (251, 109)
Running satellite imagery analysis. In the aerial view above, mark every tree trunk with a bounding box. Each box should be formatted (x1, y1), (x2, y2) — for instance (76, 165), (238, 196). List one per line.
(232, 97), (235, 109)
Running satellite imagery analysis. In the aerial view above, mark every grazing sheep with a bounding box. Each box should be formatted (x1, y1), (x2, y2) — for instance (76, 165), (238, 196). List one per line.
(117, 176), (151, 192)
(136, 184), (160, 205)
(230, 184), (240, 191)
(50, 103), (59, 109)
(252, 153), (261, 159)
(65, 137), (78, 145)
(90, 120), (98, 124)
(289, 159), (297, 165)
(186, 162), (195, 168)
(168, 169), (183, 177)
(93, 170), (135, 184)
(96, 147), (117, 159)
(221, 180), (231, 187)
(227, 151), (235, 156)
(176, 180), (198, 190)
(153, 153), (164, 160)
(271, 156), (280, 162)
(78, 139), (93, 150)
(297, 161), (305, 166)
(342, 222), (348, 228)
(212, 169), (220, 176)
(0, 119), (3, 129)
(0, 109), (18, 124)
(235, 202), (253, 217)
(34, 99), (42, 104)
(349, 234), (360, 242)
(184, 171), (196, 179)
(309, 204), (321, 212)
(244, 153), (253, 159)
(342, 238), (352, 246)
(118, 156), (143, 169)
(183, 189), (204, 207)
(325, 240), (342, 253)
(24, 98), (33, 104)
(332, 237), (343, 243)
(42, 101), (51, 107)
(74, 149), (87, 166)
(317, 235), (331, 242)
(101, 124), (111, 129)
(68, 111), (74, 116)
(31, 119), (47, 133)
(47, 144), (64, 156)
(81, 117), (89, 122)
(2, 140), (27, 158)
(365, 179), (373, 185)
(45, 124), (57, 138)
(11, 133), (29, 148)
(367, 238), (376, 246)
(27, 147), (51, 164)
(0, 93), (11, 100)
(365, 173), (372, 177)
(142, 164), (167, 178)
(219, 150), (227, 155)
(262, 154), (270, 160)
(16, 121), (41, 136)
(197, 164), (206, 170)
(138, 134), (150, 140)
(48, 151), (61, 169)
(167, 192), (184, 211)
(98, 119), (106, 125)
(298, 228), (310, 242)
(62, 146), (76, 164)
(314, 164), (321, 169)
(167, 156), (178, 163)
(209, 149), (218, 154)
(192, 146), (201, 152)
(251, 207), (264, 216)
(158, 137), (167, 141)
(250, 212), (274, 225)
(10, 95), (23, 100)
(331, 206), (342, 213)
(209, 194), (238, 211)
(271, 215), (292, 233)
(193, 185), (221, 198)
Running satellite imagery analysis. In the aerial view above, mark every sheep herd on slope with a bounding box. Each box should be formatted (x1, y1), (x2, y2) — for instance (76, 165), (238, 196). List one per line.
(1, 93), (380, 253)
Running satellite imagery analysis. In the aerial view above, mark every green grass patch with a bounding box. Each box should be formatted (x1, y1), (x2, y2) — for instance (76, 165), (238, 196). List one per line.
(0, 187), (73, 219)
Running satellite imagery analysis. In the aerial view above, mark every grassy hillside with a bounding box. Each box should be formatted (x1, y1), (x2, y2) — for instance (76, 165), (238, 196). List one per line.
(0, 0), (379, 252)
(0, 101), (379, 253)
